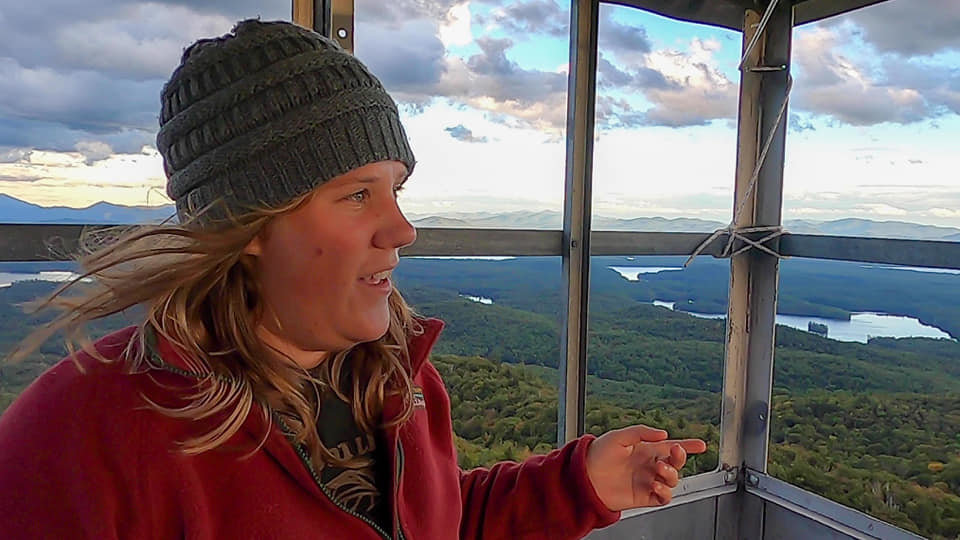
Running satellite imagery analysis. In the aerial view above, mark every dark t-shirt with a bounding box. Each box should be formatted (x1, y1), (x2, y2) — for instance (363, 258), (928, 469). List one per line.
(143, 328), (391, 531)
(316, 391), (390, 531)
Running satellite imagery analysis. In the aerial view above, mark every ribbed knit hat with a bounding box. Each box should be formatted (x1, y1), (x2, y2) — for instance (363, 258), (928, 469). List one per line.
(157, 19), (415, 225)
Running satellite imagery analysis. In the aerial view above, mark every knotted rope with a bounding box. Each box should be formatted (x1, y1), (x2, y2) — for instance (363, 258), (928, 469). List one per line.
(685, 2), (792, 268)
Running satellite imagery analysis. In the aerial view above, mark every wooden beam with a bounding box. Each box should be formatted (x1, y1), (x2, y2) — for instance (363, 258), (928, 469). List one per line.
(292, 0), (314, 28)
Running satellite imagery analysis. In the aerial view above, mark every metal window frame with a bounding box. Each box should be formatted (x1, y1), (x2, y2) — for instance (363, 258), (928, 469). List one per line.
(3, 226), (959, 266)
(293, 0), (353, 52)
(6, 224), (960, 265)
(718, 4), (793, 537)
(746, 471), (924, 539)
(558, 0), (600, 445)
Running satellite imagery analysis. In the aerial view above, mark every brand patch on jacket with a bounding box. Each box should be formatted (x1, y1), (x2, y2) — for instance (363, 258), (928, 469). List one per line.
(413, 387), (426, 409)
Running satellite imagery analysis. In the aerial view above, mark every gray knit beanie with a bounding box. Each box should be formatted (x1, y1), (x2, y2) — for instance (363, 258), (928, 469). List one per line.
(157, 19), (416, 225)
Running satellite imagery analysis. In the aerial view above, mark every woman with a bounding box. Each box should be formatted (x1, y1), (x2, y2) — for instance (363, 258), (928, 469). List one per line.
(0, 19), (705, 539)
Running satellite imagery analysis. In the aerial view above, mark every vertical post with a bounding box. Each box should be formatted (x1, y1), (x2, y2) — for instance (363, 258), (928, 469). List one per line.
(718, 1), (792, 538)
(719, 9), (762, 481)
(292, 0), (314, 28)
(744, 0), (791, 478)
(291, 0), (352, 55)
(558, 0), (599, 445)
(330, 0), (355, 53)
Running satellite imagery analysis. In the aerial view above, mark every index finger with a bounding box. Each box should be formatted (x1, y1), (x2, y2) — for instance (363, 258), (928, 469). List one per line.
(607, 424), (669, 447)
(650, 438), (708, 458)
(674, 438), (707, 454)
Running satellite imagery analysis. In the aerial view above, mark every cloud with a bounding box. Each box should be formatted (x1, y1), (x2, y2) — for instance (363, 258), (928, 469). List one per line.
(598, 4), (651, 58)
(597, 54), (670, 91)
(0, 59), (161, 154)
(594, 33), (740, 129)
(53, 8), (235, 80)
(477, 0), (568, 38)
(354, 19), (447, 105)
(879, 57), (960, 116)
(438, 2), (473, 47)
(853, 203), (908, 216)
(356, 0), (466, 26)
(0, 3), (243, 79)
(635, 38), (737, 127)
(930, 208), (960, 218)
(361, 2), (680, 132)
(0, 0), (287, 160)
(445, 124), (489, 142)
(791, 27), (955, 125)
(435, 36), (569, 131)
(789, 114), (816, 133)
(0, 148), (31, 163)
(842, 0), (960, 56)
(0, 173), (49, 183)
(74, 141), (114, 164)
(356, 13), (568, 132)
(783, 186), (960, 226)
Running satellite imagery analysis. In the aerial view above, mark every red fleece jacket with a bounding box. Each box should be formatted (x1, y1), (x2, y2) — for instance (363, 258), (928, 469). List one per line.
(0, 319), (620, 539)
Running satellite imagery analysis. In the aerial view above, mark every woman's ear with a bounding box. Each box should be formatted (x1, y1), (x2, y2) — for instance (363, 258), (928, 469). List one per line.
(243, 234), (264, 257)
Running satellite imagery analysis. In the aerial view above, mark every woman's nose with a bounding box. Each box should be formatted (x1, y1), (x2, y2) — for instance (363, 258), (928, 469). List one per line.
(373, 201), (417, 250)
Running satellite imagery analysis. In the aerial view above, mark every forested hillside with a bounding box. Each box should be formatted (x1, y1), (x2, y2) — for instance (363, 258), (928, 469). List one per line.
(438, 354), (960, 538)
(2, 260), (959, 538)
(396, 256), (960, 338)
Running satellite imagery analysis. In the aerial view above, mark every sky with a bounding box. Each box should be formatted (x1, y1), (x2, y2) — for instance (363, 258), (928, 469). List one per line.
(0, 0), (958, 227)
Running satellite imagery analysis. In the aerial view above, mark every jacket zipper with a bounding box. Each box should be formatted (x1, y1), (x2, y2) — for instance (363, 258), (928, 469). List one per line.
(393, 433), (406, 540)
(275, 415), (394, 540)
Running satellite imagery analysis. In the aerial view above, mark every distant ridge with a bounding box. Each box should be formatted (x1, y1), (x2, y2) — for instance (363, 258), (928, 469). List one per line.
(407, 211), (726, 232)
(2, 194), (959, 240)
(784, 217), (960, 241)
(0, 194), (175, 224)
(409, 210), (960, 240)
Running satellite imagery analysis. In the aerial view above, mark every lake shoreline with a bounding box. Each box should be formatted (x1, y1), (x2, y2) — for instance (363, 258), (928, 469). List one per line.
(652, 301), (955, 342)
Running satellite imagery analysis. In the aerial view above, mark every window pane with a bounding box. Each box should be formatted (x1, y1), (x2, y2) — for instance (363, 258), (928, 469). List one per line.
(770, 257), (960, 539)
(783, 0), (960, 236)
(0, 0), (290, 212)
(592, 4), (739, 228)
(355, 0), (568, 223)
(395, 256), (563, 466)
(0, 0), (292, 404)
(584, 4), (742, 477)
(586, 255), (723, 474)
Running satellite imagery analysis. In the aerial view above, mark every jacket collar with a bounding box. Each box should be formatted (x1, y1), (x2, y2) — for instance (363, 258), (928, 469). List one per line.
(148, 318), (445, 500)
(406, 317), (445, 377)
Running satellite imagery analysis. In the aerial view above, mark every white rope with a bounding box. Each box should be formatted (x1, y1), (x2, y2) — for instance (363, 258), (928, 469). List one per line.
(738, 0), (782, 71)
(684, 75), (793, 268)
(732, 75), (793, 223)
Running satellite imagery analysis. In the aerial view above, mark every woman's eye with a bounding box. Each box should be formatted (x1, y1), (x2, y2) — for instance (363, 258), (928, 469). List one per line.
(393, 183), (406, 196)
(347, 190), (368, 203)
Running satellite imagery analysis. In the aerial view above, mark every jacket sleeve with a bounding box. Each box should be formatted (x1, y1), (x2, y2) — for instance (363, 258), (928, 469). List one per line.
(0, 357), (158, 539)
(458, 434), (621, 540)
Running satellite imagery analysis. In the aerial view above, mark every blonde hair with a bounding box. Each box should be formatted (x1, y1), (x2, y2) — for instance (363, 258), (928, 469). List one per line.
(12, 194), (419, 469)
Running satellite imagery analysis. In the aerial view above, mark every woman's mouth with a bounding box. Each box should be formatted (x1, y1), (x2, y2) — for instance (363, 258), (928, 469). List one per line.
(361, 270), (392, 290)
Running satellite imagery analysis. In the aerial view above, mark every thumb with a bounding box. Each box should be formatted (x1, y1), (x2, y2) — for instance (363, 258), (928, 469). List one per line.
(604, 425), (668, 447)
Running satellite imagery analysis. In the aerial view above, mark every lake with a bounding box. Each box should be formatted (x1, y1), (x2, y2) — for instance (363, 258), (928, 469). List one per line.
(6, 269), (953, 343)
(0, 272), (88, 288)
(616, 267), (954, 343)
(860, 264), (960, 275)
(650, 299), (952, 343)
(607, 266), (683, 281)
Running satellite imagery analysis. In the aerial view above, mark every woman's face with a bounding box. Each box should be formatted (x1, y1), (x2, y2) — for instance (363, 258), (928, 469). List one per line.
(244, 160), (415, 368)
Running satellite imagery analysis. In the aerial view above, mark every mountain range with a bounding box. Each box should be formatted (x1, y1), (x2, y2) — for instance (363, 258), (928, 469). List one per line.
(0, 194), (175, 224)
(2, 194), (959, 241)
